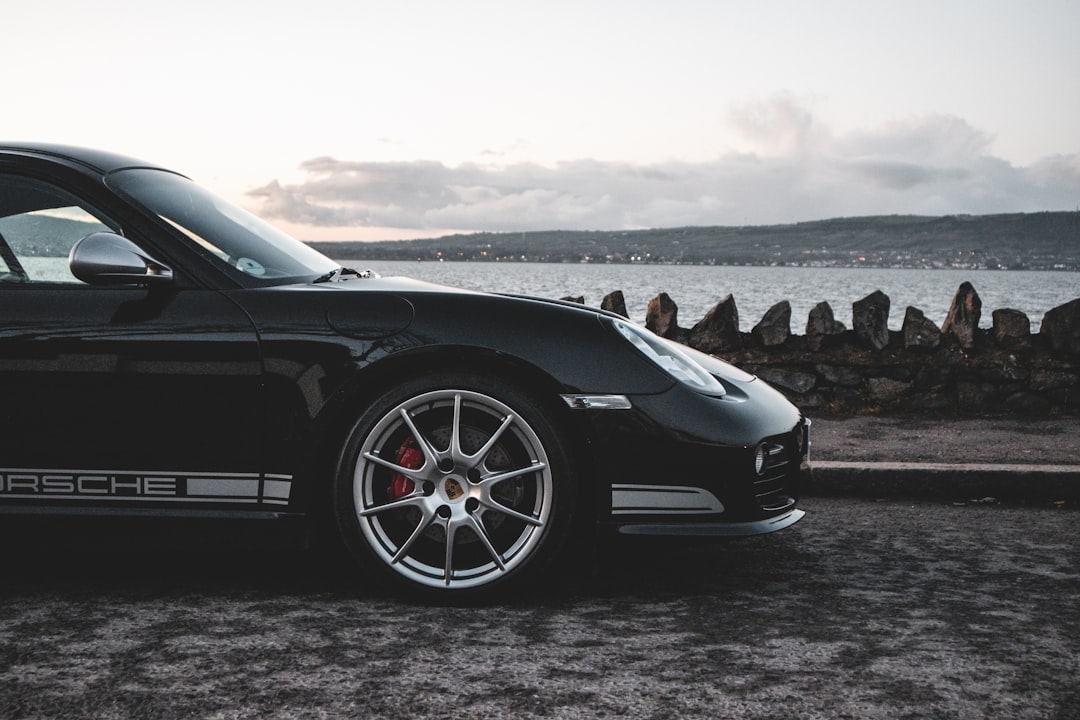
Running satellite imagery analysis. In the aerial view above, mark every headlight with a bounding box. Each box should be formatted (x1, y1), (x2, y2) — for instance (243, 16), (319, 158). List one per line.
(612, 319), (726, 396)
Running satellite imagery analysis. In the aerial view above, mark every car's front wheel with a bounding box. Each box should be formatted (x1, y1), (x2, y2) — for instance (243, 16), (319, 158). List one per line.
(334, 373), (576, 597)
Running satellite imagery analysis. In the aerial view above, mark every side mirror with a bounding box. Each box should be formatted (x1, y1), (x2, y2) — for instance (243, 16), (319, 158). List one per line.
(69, 232), (174, 286)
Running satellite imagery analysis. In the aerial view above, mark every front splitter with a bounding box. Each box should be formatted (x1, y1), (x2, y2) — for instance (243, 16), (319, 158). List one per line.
(614, 508), (805, 537)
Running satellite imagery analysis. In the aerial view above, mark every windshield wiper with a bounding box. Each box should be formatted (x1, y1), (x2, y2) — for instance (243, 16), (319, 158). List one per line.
(313, 267), (376, 283)
(313, 267), (343, 283)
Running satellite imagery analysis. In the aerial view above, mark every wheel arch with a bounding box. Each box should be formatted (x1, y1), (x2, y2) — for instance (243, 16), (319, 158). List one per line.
(307, 344), (599, 523)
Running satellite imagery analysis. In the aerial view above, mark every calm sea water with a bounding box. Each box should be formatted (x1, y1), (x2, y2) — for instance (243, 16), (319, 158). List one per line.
(352, 261), (1079, 333)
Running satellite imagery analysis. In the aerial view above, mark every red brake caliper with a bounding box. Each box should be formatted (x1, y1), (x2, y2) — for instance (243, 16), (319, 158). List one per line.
(388, 436), (422, 499)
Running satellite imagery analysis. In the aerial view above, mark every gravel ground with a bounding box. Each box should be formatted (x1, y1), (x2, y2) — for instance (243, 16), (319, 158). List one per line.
(2, 496), (1078, 719)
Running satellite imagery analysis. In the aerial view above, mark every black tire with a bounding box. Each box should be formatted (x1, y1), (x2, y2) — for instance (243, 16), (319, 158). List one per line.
(332, 372), (577, 598)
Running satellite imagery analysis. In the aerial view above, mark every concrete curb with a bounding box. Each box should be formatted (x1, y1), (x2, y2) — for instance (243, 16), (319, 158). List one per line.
(804, 460), (1080, 502)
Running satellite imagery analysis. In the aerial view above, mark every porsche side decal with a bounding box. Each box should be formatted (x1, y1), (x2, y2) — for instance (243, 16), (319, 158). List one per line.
(0, 469), (293, 506)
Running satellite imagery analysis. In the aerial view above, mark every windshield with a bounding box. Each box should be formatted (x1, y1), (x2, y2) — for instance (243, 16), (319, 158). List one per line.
(107, 168), (338, 284)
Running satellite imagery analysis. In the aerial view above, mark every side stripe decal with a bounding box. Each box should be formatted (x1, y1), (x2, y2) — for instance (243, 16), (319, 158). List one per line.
(0, 469), (293, 506)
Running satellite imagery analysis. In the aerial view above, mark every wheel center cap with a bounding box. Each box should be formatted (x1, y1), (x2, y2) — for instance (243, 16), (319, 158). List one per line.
(444, 478), (465, 501)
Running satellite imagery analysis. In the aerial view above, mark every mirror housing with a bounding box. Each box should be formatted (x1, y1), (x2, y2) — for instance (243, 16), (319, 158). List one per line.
(69, 232), (174, 286)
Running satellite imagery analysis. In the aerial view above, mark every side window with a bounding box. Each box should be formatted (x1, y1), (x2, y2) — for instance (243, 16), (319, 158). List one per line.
(0, 174), (115, 284)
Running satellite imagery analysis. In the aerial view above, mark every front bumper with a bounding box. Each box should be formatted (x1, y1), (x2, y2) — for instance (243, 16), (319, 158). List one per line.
(570, 382), (810, 536)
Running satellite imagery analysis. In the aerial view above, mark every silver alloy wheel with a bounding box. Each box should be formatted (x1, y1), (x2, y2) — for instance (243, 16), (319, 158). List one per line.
(353, 389), (554, 590)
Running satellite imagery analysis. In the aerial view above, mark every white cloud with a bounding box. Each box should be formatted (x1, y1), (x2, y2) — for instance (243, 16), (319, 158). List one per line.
(249, 99), (1080, 238)
(727, 95), (823, 157)
(1028, 154), (1080, 188)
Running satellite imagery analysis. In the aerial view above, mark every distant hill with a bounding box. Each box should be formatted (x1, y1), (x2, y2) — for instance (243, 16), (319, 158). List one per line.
(309, 212), (1080, 271)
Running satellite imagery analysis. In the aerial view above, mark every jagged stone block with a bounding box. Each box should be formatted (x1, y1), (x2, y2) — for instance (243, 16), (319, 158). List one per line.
(645, 292), (680, 339)
(942, 282), (982, 349)
(853, 290), (891, 351)
(752, 300), (791, 347)
(1040, 297), (1080, 355)
(902, 306), (941, 349)
(689, 294), (741, 352)
(992, 308), (1030, 344)
(805, 301), (846, 350)
(601, 290), (628, 318)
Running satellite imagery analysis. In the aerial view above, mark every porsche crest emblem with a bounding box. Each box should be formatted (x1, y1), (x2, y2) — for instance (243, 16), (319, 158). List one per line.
(445, 478), (465, 500)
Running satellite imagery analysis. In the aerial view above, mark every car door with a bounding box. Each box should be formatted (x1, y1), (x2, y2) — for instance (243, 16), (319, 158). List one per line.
(0, 170), (272, 511)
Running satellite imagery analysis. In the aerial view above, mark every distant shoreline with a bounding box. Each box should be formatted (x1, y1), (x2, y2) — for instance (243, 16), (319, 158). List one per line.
(308, 211), (1080, 272)
(319, 256), (1079, 272)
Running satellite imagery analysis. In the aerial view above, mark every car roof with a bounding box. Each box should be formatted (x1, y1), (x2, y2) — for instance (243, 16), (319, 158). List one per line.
(0, 143), (168, 174)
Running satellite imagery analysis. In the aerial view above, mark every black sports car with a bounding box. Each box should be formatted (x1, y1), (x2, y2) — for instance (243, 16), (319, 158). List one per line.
(0, 143), (807, 597)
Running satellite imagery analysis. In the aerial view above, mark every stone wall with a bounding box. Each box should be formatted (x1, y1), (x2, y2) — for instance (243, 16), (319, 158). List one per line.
(593, 284), (1080, 416)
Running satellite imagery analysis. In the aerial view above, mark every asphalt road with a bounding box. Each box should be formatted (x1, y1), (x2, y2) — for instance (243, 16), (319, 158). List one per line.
(2, 497), (1078, 719)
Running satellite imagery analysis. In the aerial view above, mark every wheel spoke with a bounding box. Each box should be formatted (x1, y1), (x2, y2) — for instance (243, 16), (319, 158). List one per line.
(399, 407), (443, 467)
(449, 393), (464, 460)
(467, 413), (515, 465)
(359, 493), (426, 517)
(480, 499), (544, 527)
(362, 451), (425, 479)
(442, 516), (457, 586)
(391, 509), (439, 564)
(479, 460), (547, 488)
(464, 513), (507, 571)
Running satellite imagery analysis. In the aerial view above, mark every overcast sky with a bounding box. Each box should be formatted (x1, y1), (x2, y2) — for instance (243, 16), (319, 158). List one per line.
(6, 0), (1079, 241)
